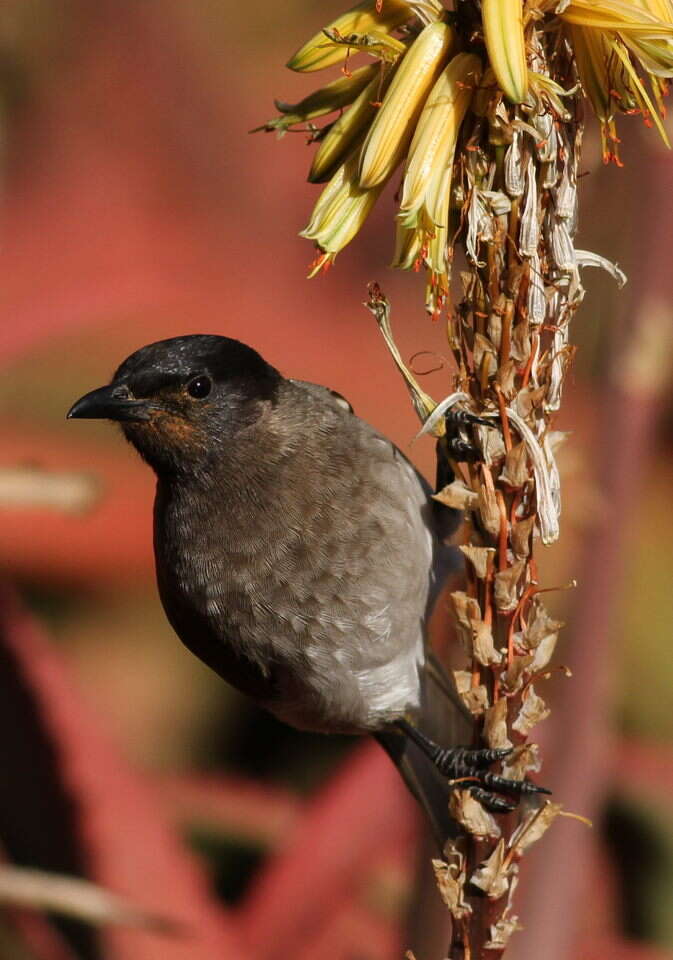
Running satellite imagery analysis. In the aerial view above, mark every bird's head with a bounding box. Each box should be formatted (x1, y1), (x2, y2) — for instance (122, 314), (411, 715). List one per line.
(67, 335), (281, 474)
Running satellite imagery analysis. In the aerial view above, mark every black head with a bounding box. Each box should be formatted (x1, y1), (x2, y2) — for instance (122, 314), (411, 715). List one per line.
(67, 335), (281, 474)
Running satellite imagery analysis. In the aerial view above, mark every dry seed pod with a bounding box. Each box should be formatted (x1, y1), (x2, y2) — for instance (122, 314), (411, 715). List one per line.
(501, 654), (533, 695)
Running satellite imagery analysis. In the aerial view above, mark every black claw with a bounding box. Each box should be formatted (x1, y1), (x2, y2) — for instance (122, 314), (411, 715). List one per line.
(446, 438), (482, 462)
(480, 773), (551, 796)
(444, 409), (495, 430)
(469, 787), (517, 813)
(432, 746), (512, 778)
(394, 720), (551, 814)
(469, 747), (513, 768)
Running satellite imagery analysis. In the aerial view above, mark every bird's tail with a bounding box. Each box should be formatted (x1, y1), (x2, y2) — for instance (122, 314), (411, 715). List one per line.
(376, 657), (472, 851)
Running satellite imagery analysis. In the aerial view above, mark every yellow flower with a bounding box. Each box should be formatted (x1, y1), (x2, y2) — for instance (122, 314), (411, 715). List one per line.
(287, 0), (412, 72)
(300, 154), (385, 275)
(482, 0), (528, 103)
(399, 52), (482, 228)
(566, 0), (673, 162)
(358, 20), (455, 187)
(254, 63), (380, 135)
(309, 64), (397, 182)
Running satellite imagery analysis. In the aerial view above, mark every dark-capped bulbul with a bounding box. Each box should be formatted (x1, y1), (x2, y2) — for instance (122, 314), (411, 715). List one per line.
(68, 334), (546, 846)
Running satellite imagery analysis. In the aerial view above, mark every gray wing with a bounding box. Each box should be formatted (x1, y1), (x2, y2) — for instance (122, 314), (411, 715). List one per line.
(290, 378), (460, 610)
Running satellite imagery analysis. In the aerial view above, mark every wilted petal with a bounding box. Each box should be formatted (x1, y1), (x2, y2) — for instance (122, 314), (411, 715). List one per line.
(575, 249), (627, 287)
(500, 441), (530, 488)
(459, 545), (496, 580)
(504, 407), (560, 543)
(484, 696), (513, 749)
(494, 558), (526, 612)
(527, 251), (547, 325)
(519, 157), (540, 257)
(548, 209), (577, 273)
(471, 839), (511, 897)
(434, 480), (479, 510)
(512, 684), (550, 734)
(501, 654), (534, 694)
(554, 156), (578, 222)
(485, 915), (523, 950)
(546, 320), (570, 412)
(472, 617), (504, 666)
(524, 597), (564, 649)
(504, 130), (525, 196)
(502, 742), (542, 779)
(433, 853), (472, 919)
(450, 790), (502, 839)
(511, 514), (537, 558)
(508, 802), (563, 857)
(454, 670), (491, 714)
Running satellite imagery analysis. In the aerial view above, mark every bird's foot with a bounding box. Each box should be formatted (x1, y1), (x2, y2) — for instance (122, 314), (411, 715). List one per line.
(444, 437), (483, 463)
(444, 409), (494, 432)
(437, 747), (551, 813)
(442, 410), (496, 464)
(397, 720), (550, 813)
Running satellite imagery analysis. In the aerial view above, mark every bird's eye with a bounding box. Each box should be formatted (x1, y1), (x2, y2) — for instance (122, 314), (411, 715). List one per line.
(187, 375), (212, 399)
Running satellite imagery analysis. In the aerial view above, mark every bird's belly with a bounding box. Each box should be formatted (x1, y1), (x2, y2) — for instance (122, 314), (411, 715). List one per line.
(156, 558), (422, 734)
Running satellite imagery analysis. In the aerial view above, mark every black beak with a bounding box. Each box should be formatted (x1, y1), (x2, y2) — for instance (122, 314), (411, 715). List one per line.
(67, 384), (152, 422)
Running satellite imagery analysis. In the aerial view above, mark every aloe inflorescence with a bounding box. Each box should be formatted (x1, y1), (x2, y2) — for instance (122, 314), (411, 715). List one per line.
(259, 0), (667, 955)
(258, 0), (669, 313)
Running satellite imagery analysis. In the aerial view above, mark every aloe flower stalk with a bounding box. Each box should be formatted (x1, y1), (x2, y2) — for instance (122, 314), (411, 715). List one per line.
(258, 0), (669, 954)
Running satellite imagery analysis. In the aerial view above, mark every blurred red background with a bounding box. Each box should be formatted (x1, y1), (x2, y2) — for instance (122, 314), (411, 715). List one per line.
(0, 2), (672, 958)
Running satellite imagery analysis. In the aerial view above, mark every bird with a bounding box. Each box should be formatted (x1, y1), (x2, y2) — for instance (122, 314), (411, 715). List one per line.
(67, 334), (545, 847)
